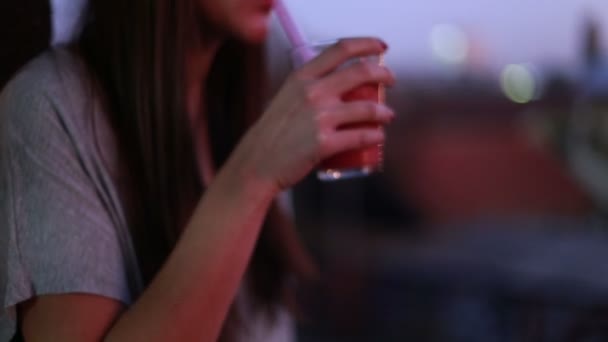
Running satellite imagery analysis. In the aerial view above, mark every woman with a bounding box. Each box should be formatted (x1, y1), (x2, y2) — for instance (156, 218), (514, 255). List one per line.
(0, 0), (395, 340)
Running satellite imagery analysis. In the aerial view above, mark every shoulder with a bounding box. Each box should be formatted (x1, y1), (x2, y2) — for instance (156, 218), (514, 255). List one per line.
(0, 46), (123, 181)
(1, 47), (90, 101)
(0, 47), (95, 137)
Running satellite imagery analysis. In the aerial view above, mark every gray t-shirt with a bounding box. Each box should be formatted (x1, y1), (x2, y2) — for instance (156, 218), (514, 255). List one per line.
(0, 49), (294, 341)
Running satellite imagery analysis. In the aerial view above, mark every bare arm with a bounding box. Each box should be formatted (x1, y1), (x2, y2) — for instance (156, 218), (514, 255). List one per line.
(105, 154), (278, 341)
(20, 188), (317, 342)
(20, 294), (125, 342)
(21, 155), (277, 342)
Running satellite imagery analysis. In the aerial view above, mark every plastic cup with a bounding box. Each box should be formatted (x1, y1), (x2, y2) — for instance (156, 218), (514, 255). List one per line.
(291, 40), (386, 181)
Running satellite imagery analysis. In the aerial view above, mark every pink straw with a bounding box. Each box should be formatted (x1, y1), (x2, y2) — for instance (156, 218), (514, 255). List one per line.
(274, 0), (315, 63)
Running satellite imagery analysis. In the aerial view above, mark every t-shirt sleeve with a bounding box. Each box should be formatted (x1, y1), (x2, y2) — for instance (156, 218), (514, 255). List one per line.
(0, 58), (132, 340)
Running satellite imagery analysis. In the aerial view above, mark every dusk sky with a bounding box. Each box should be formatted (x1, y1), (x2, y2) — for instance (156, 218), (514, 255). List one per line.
(276, 0), (608, 75)
(50, 0), (608, 76)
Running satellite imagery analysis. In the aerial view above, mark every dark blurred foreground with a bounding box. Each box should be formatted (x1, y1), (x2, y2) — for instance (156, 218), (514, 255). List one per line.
(291, 9), (608, 342)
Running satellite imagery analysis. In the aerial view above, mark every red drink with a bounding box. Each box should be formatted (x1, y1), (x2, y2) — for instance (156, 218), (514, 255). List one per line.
(290, 39), (386, 181)
(317, 83), (385, 180)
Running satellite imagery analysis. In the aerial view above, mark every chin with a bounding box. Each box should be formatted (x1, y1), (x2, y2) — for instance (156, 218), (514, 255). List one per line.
(235, 18), (270, 44)
(243, 29), (269, 44)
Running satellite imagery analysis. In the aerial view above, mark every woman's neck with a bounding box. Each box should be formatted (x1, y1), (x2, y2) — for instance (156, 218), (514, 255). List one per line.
(185, 40), (221, 121)
(186, 39), (223, 187)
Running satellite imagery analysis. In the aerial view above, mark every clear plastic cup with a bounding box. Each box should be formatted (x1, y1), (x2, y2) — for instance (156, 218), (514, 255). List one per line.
(291, 40), (386, 181)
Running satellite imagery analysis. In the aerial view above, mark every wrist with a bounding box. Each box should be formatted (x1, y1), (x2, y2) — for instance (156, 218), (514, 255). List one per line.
(216, 146), (281, 206)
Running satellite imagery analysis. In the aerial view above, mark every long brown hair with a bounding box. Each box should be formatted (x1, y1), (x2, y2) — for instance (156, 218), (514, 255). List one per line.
(76, 0), (288, 338)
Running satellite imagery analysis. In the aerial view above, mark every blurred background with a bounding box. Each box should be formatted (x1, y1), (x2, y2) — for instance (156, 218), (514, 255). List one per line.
(267, 1), (608, 341)
(4, 0), (608, 341)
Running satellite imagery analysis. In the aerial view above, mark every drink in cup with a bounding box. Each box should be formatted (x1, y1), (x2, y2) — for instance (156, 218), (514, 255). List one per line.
(291, 41), (386, 181)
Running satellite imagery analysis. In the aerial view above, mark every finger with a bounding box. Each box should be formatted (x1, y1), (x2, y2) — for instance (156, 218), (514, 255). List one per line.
(322, 127), (385, 158)
(323, 101), (394, 128)
(297, 37), (387, 78)
(316, 61), (396, 97)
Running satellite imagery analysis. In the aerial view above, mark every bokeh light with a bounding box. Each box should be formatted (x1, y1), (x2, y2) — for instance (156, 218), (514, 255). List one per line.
(500, 64), (537, 103)
(430, 24), (470, 65)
